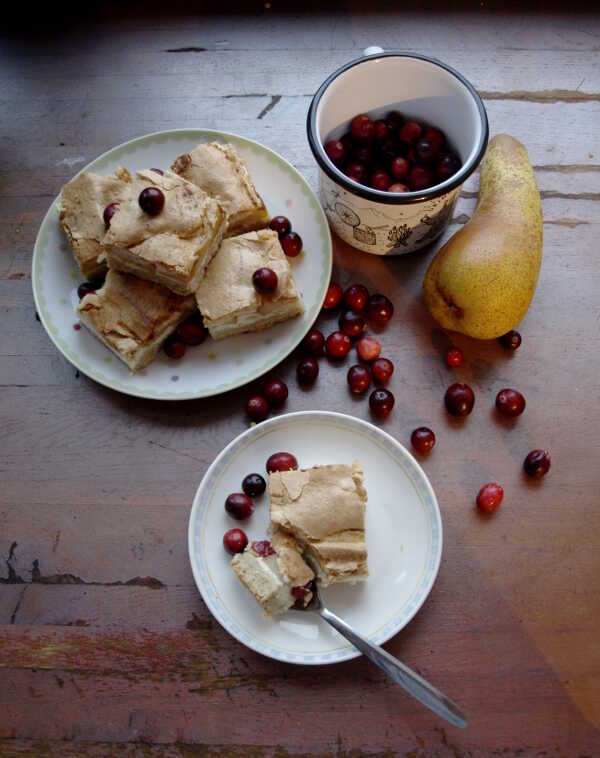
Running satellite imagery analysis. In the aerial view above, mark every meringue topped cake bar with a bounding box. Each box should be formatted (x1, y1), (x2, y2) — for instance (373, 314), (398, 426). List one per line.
(77, 269), (196, 372)
(195, 229), (304, 340)
(269, 462), (368, 586)
(172, 142), (269, 237)
(103, 169), (227, 295)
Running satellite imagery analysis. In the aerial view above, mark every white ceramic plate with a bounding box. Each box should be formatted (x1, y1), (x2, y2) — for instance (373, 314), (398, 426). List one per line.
(188, 411), (443, 665)
(32, 129), (332, 399)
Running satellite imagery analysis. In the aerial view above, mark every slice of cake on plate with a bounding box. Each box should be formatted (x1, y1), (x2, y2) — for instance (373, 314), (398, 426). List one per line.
(269, 462), (368, 586)
(77, 269), (196, 372)
(102, 169), (228, 295)
(195, 228), (303, 340)
(172, 141), (269, 237)
(231, 531), (315, 616)
(60, 168), (132, 279)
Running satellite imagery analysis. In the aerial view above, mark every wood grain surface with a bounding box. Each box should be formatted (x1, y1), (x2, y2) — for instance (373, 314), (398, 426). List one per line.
(1, 5), (599, 756)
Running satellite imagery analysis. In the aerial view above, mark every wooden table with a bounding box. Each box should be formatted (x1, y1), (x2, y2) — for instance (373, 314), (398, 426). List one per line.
(1, 6), (599, 755)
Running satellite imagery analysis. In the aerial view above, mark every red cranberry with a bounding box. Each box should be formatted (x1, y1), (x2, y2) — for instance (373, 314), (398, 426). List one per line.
(351, 114), (375, 142)
(423, 128), (445, 153)
(150, 168), (164, 175)
(325, 331), (351, 359)
(496, 388), (526, 418)
(391, 156), (409, 180)
(263, 377), (288, 408)
(356, 336), (381, 362)
(225, 493), (254, 520)
(323, 282), (343, 311)
(499, 330), (522, 350)
(373, 120), (388, 141)
(365, 294), (394, 327)
(163, 336), (186, 359)
(301, 328), (325, 356)
(378, 135), (400, 162)
(266, 452), (298, 473)
(347, 364), (372, 395)
(281, 232), (303, 258)
(176, 313), (208, 346)
(252, 267), (278, 294)
(389, 183), (409, 193)
(476, 483), (504, 514)
(269, 215), (292, 238)
(339, 310), (367, 338)
(385, 111), (404, 132)
(252, 540), (275, 557)
(223, 528), (248, 554)
(77, 281), (98, 300)
(415, 138), (440, 165)
(444, 383), (475, 417)
(324, 140), (345, 166)
(523, 449), (551, 479)
(291, 583), (312, 599)
(437, 152), (462, 182)
(345, 161), (367, 184)
(444, 347), (463, 368)
(297, 357), (319, 386)
(242, 473), (267, 497)
(343, 283), (369, 313)
(371, 357), (394, 384)
(103, 202), (119, 228)
(371, 170), (392, 191)
(246, 395), (269, 421)
(411, 427), (436, 454)
(340, 133), (354, 152)
(407, 148), (416, 163)
(399, 121), (423, 145)
(138, 187), (165, 216)
(408, 166), (436, 191)
(352, 143), (374, 164)
(369, 388), (395, 418)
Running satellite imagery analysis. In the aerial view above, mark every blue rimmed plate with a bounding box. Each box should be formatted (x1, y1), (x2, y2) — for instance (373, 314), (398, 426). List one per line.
(32, 129), (332, 399)
(188, 411), (443, 665)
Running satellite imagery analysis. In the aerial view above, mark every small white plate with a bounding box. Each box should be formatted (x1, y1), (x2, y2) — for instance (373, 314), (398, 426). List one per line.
(32, 129), (332, 400)
(188, 411), (443, 665)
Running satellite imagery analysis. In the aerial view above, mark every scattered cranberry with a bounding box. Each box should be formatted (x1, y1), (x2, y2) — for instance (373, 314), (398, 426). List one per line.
(339, 310), (367, 338)
(225, 493), (254, 520)
(326, 330), (352, 359)
(163, 336), (186, 359)
(523, 449), (551, 479)
(297, 357), (319, 386)
(323, 282), (343, 311)
(263, 377), (288, 408)
(408, 166), (435, 191)
(103, 202), (119, 228)
(415, 138), (439, 165)
(77, 281), (98, 300)
(324, 140), (345, 166)
(252, 267), (278, 295)
(371, 357), (394, 384)
(269, 215), (292, 238)
(423, 128), (445, 153)
(499, 330), (522, 351)
(301, 328), (325, 356)
(176, 313), (208, 346)
(496, 388), (526, 418)
(444, 383), (475, 417)
(356, 336), (381, 362)
(223, 528), (248, 554)
(371, 170), (392, 191)
(352, 143), (374, 165)
(252, 540), (275, 557)
(281, 232), (303, 258)
(476, 483), (504, 514)
(373, 120), (388, 140)
(351, 114), (375, 142)
(345, 161), (367, 184)
(347, 364), (372, 395)
(437, 152), (462, 182)
(266, 452), (298, 473)
(389, 183), (409, 193)
(369, 388), (395, 419)
(242, 473), (266, 498)
(445, 347), (463, 368)
(246, 395), (269, 422)
(291, 583), (312, 599)
(343, 283), (369, 313)
(411, 427), (436, 454)
(138, 187), (165, 216)
(391, 156), (409, 180)
(385, 111), (404, 132)
(365, 294), (394, 328)
(399, 121), (423, 145)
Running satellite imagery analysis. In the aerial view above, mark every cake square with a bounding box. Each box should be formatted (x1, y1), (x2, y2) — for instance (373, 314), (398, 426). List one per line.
(60, 168), (132, 279)
(268, 462), (368, 586)
(102, 169), (228, 295)
(194, 229), (303, 340)
(172, 141), (269, 237)
(77, 269), (196, 372)
(231, 531), (315, 617)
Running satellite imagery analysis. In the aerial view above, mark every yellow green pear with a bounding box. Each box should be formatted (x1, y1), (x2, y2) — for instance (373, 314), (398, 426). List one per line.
(423, 134), (543, 339)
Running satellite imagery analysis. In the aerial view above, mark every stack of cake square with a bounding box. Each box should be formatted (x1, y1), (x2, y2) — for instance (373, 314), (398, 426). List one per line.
(59, 142), (304, 372)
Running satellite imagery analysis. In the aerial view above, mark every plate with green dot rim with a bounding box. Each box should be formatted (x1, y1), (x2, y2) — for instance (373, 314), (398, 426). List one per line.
(32, 129), (332, 400)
